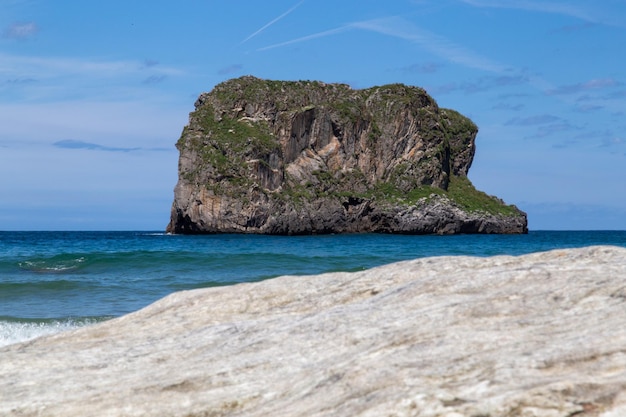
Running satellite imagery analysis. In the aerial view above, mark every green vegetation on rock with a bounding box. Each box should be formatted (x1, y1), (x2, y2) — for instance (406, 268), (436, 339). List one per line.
(446, 175), (521, 216)
(196, 106), (278, 155)
(357, 175), (520, 217)
(168, 76), (527, 235)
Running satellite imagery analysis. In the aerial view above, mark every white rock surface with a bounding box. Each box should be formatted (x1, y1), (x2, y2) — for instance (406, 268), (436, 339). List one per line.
(1, 246), (626, 416)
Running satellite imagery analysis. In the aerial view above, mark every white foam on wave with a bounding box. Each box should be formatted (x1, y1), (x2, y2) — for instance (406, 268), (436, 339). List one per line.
(18, 257), (86, 273)
(0, 320), (88, 348)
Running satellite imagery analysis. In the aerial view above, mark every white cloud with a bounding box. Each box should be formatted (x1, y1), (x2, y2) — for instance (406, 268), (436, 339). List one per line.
(259, 16), (506, 73)
(3, 21), (38, 39)
(142, 75), (168, 85)
(457, 0), (626, 27)
(218, 64), (243, 75)
(0, 100), (186, 149)
(53, 140), (141, 152)
(459, 0), (583, 15)
(351, 17), (507, 73)
(0, 53), (182, 80)
(0, 52), (187, 104)
(548, 78), (622, 95)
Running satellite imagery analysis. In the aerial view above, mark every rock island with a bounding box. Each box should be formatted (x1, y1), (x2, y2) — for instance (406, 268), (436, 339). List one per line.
(166, 76), (527, 234)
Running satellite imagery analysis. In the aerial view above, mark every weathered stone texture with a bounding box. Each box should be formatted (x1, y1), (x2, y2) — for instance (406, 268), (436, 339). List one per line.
(166, 76), (527, 234)
(2, 246), (625, 416)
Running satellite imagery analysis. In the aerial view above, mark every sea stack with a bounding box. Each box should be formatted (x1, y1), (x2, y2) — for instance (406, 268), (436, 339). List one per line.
(166, 76), (527, 234)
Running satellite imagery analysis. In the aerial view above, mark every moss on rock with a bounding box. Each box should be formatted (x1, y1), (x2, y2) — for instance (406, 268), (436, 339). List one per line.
(168, 76), (527, 234)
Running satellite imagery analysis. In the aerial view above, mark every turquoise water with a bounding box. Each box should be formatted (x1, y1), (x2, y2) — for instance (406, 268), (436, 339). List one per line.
(1, 231), (625, 346)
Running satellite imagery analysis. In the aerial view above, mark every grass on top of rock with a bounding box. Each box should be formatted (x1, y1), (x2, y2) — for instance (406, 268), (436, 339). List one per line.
(440, 108), (478, 138)
(446, 175), (522, 216)
(212, 76), (354, 111)
(278, 169), (519, 217)
(365, 175), (521, 216)
(185, 105), (280, 177)
(364, 181), (442, 204)
(196, 106), (278, 154)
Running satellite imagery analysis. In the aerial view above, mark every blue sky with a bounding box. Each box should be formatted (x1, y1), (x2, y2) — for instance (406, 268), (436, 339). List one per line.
(1, 0), (625, 230)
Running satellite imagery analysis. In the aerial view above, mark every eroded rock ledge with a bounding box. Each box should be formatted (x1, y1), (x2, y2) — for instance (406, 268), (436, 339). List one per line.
(166, 76), (527, 234)
(2, 246), (625, 416)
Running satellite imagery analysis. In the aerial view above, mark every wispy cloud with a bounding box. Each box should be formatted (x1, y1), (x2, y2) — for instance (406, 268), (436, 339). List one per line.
(0, 53), (181, 80)
(241, 0), (305, 44)
(142, 75), (167, 85)
(257, 26), (351, 51)
(430, 73), (529, 95)
(3, 22), (38, 39)
(604, 90), (626, 100)
(0, 100), (185, 151)
(351, 17), (507, 73)
(575, 103), (604, 113)
(506, 115), (580, 140)
(600, 136), (625, 149)
(548, 78), (622, 95)
(259, 16), (506, 73)
(573, 130), (626, 150)
(53, 140), (140, 152)
(458, 0), (626, 27)
(141, 59), (160, 69)
(0, 52), (184, 102)
(552, 138), (580, 149)
(492, 102), (524, 111)
(458, 0), (588, 20)
(218, 64), (243, 75)
(0, 52), (183, 79)
(399, 62), (443, 74)
(552, 22), (595, 33)
(5, 78), (37, 85)
(506, 114), (562, 126)
(532, 122), (579, 139)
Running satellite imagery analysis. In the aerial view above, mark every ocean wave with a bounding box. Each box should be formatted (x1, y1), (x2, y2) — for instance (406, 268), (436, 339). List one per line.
(0, 279), (89, 296)
(18, 256), (86, 273)
(0, 317), (107, 348)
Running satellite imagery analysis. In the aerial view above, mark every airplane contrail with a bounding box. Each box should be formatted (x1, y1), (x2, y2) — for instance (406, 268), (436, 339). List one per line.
(257, 16), (505, 73)
(241, 0), (306, 44)
(351, 17), (507, 73)
(257, 25), (352, 51)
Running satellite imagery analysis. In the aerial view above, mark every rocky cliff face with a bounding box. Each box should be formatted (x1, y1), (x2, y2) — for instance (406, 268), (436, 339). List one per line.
(167, 76), (527, 234)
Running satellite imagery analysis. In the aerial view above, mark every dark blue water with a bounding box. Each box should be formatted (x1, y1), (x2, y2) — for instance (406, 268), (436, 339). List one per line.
(1, 231), (625, 346)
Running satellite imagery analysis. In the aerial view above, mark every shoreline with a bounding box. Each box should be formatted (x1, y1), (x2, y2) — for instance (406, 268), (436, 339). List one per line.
(2, 246), (626, 416)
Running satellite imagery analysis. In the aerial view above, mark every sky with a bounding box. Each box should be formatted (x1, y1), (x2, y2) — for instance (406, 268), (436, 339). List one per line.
(1, 0), (625, 231)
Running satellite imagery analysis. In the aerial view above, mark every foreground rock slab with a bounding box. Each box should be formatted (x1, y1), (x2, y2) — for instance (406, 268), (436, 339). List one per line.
(2, 246), (626, 416)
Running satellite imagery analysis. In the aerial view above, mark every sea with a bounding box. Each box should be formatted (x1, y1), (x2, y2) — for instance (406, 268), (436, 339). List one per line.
(1, 230), (625, 348)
